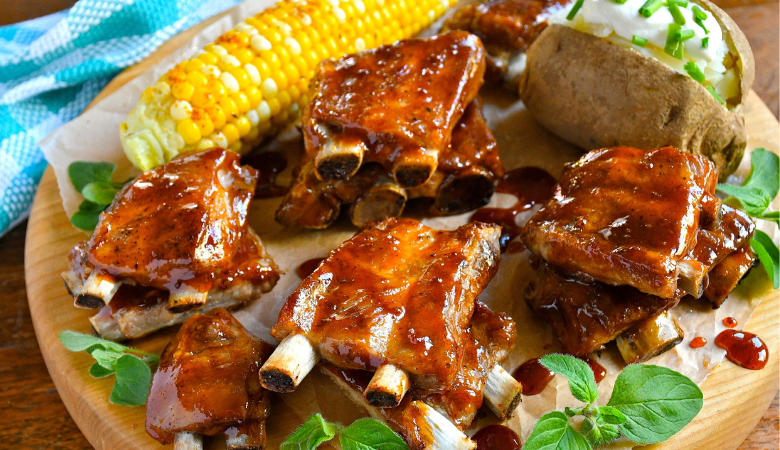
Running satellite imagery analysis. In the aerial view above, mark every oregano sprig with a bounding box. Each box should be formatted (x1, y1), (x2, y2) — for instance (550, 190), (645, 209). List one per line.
(524, 354), (703, 449)
(716, 148), (780, 288)
(59, 331), (159, 406)
(281, 413), (408, 450)
(68, 161), (133, 230)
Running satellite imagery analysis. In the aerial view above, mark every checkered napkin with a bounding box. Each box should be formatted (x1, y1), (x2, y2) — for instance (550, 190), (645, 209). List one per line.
(0, 0), (244, 238)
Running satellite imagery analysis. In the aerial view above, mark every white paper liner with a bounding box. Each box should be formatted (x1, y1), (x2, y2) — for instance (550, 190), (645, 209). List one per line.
(38, 0), (778, 448)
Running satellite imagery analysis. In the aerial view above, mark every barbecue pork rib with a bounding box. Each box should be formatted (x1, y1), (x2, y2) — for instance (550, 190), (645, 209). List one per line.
(443, 0), (570, 90)
(521, 146), (721, 299)
(303, 31), (486, 187)
(146, 309), (273, 449)
(277, 99), (504, 228)
(270, 218), (501, 393)
(704, 244), (755, 308)
(320, 302), (516, 449)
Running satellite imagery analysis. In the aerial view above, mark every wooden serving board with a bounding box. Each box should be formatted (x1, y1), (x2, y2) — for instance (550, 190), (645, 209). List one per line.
(24, 10), (780, 450)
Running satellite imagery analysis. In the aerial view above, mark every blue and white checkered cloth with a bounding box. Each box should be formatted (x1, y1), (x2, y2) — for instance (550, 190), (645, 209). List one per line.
(0, 0), (244, 238)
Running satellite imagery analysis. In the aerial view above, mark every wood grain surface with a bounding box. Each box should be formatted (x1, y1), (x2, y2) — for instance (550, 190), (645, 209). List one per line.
(1, 0), (778, 449)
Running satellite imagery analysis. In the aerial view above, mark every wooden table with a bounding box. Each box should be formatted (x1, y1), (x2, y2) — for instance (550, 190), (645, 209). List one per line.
(1, 1), (777, 449)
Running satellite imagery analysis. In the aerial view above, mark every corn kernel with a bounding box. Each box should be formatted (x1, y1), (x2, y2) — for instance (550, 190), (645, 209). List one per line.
(220, 72), (240, 93)
(185, 59), (205, 73)
(288, 85), (301, 102)
(284, 36), (302, 55)
(141, 87), (154, 102)
(232, 91), (251, 113)
(186, 71), (208, 87)
(222, 123), (241, 144)
(246, 86), (263, 108)
(244, 63), (261, 85)
(262, 78), (278, 98)
(211, 132), (228, 148)
(170, 100), (192, 121)
(198, 52), (219, 65)
(195, 115), (214, 137)
(229, 141), (243, 152)
(267, 97), (282, 116)
(221, 54), (241, 68)
(235, 117), (252, 137)
(251, 34), (273, 52)
(246, 126), (261, 141)
(177, 119), (201, 145)
(257, 101), (272, 121)
(260, 50), (282, 70)
(198, 138), (215, 150)
(283, 64), (300, 85)
(172, 82), (194, 101)
(254, 58), (271, 79)
(273, 70), (289, 91)
(206, 105), (227, 129)
(210, 44), (228, 56)
(235, 48), (255, 65)
(206, 79), (226, 97)
(202, 64), (221, 78)
(218, 97), (239, 121)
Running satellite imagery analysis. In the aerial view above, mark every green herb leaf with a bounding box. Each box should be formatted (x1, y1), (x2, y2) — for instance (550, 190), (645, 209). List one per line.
(717, 148), (779, 216)
(632, 35), (647, 47)
(664, 24), (684, 59)
(706, 86), (725, 104)
(667, 2), (686, 25)
(68, 161), (116, 193)
(82, 181), (119, 205)
(639, 0), (663, 17)
(757, 210), (780, 226)
(541, 354), (598, 404)
(607, 364), (703, 444)
(109, 354), (152, 406)
(70, 211), (101, 231)
(702, 36), (709, 47)
(580, 418), (621, 448)
(59, 330), (127, 353)
(89, 362), (114, 378)
(340, 418), (408, 450)
(90, 348), (124, 371)
(281, 413), (339, 450)
(525, 411), (592, 450)
(684, 62), (705, 83)
(717, 185), (772, 215)
(751, 230), (779, 289)
(597, 406), (628, 425)
(567, 0), (585, 20)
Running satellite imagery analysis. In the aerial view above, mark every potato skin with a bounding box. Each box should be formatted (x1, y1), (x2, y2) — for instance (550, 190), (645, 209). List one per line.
(519, 1), (754, 178)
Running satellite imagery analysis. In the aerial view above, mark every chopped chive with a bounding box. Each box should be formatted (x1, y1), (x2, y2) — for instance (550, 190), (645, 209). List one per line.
(567, 0), (585, 20)
(684, 62), (706, 82)
(676, 29), (695, 41)
(613, 0), (629, 4)
(669, 0), (689, 6)
(639, 0), (663, 17)
(706, 86), (725, 104)
(632, 35), (648, 47)
(664, 23), (684, 59)
(702, 37), (709, 47)
(692, 5), (710, 33)
(668, 2), (686, 24)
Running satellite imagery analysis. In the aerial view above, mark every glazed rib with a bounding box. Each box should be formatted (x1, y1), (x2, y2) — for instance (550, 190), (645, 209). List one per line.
(704, 244), (755, 308)
(303, 31), (486, 187)
(146, 309), (273, 448)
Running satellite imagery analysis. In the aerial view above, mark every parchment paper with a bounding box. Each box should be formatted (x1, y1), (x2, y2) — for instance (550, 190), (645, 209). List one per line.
(39, 0), (778, 448)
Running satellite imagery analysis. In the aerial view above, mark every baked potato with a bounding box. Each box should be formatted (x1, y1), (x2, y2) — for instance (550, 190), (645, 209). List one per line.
(518, 0), (754, 178)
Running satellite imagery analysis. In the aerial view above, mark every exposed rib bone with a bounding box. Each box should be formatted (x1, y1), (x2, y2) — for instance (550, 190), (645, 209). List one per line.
(616, 310), (684, 364)
(677, 260), (708, 298)
(415, 401), (476, 450)
(225, 420), (266, 450)
(483, 364), (523, 421)
(76, 271), (122, 308)
(314, 124), (366, 181)
(167, 288), (209, 313)
(435, 166), (496, 215)
(259, 334), (319, 393)
(174, 432), (203, 450)
(699, 194), (723, 231)
(350, 181), (407, 227)
(392, 147), (438, 188)
(365, 364), (411, 408)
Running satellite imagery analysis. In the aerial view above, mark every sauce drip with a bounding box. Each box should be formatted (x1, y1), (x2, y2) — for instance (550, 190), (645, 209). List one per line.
(583, 357), (607, 383)
(472, 424), (521, 450)
(689, 337), (707, 348)
(241, 151), (288, 199)
(513, 357), (555, 395)
(722, 317), (738, 328)
(470, 167), (556, 251)
(296, 258), (325, 279)
(715, 330), (768, 370)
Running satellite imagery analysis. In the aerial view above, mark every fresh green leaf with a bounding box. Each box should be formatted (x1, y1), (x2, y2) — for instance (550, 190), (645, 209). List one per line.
(82, 181), (119, 205)
(59, 331), (127, 353)
(716, 184), (771, 216)
(340, 418), (408, 450)
(757, 210), (780, 226)
(597, 406), (628, 425)
(68, 161), (116, 193)
(580, 418), (621, 448)
(70, 211), (101, 231)
(109, 355), (152, 406)
(78, 200), (105, 214)
(541, 354), (598, 404)
(717, 148), (780, 216)
(91, 348), (123, 371)
(607, 364), (703, 444)
(751, 230), (780, 289)
(281, 413), (339, 450)
(524, 411), (592, 450)
(90, 362), (114, 378)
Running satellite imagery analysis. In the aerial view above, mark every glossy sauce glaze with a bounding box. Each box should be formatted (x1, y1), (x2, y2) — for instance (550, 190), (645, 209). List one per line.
(722, 317), (738, 328)
(472, 424), (521, 450)
(242, 150), (289, 199)
(296, 258), (326, 279)
(715, 330), (768, 370)
(583, 357), (607, 383)
(513, 357), (555, 395)
(690, 337), (708, 348)
(470, 167), (556, 250)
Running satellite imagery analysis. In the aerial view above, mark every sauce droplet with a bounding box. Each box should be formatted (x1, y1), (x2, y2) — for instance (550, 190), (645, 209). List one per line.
(241, 151), (289, 199)
(470, 167), (556, 251)
(296, 258), (325, 279)
(689, 337), (707, 348)
(715, 329), (768, 370)
(583, 357), (607, 383)
(513, 358), (555, 395)
(472, 424), (521, 450)
(722, 317), (738, 328)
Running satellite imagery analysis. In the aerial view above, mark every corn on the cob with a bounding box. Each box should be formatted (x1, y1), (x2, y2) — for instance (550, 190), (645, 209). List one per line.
(120, 0), (456, 171)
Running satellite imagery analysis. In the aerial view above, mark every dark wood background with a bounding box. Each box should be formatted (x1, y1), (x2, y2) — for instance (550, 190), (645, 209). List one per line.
(0, 1), (777, 448)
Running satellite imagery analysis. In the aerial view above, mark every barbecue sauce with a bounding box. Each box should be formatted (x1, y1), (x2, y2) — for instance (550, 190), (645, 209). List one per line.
(513, 358), (555, 395)
(241, 151), (289, 199)
(583, 357), (607, 383)
(690, 337), (707, 348)
(715, 330), (768, 370)
(472, 424), (521, 450)
(722, 317), (738, 328)
(296, 258), (325, 279)
(470, 167), (556, 251)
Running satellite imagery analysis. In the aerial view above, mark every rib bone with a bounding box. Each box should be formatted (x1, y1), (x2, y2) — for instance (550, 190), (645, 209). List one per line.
(677, 260), (708, 298)
(259, 334), (320, 393)
(435, 166), (496, 215)
(76, 271), (122, 308)
(174, 432), (203, 450)
(314, 128), (366, 181)
(365, 364), (411, 408)
(167, 288), (209, 313)
(350, 181), (407, 227)
(616, 310), (684, 364)
(392, 147), (438, 188)
(482, 364), (523, 421)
